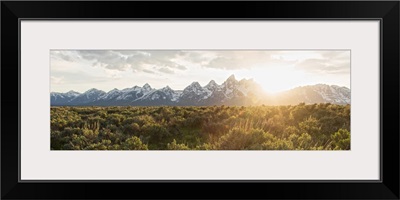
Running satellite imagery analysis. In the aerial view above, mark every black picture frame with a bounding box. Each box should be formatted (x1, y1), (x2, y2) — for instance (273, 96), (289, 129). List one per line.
(1, 1), (399, 199)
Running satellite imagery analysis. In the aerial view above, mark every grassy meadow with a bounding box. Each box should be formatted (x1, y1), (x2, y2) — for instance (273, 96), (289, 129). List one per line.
(51, 103), (350, 150)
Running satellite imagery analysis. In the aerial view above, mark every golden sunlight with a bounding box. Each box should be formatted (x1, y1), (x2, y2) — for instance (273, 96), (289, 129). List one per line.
(251, 66), (307, 94)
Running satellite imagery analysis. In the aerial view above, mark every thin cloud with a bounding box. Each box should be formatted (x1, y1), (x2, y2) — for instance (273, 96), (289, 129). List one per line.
(50, 76), (64, 84)
(199, 51), (297, 70)
(51, 71), (109, 84)
(158, 67), (174, 74)
(295, 51), (350, 75)
(51, 50), (350, 92)
(142, 69), (155, 74)
(53, 50), (189, 74)
(51, 50), (350, 75)
(51, 51), (77, 62)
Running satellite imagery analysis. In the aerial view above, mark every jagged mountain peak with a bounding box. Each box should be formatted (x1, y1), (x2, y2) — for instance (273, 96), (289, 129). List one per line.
(184, 82), (203, 91)
(85, 88), (104, 94)
(180, 82), (208, 102)
(66, 90), (80, 94)
(205, 80), (219, 90)
(51, 78), (350, 106)
(227, 74), (236, 81)
(122, 85), (141, 92)
(224, 74), (239, 83)
(161, 85), (173, 91)
(223, 75), (239, 91)
(207, 80), (217, 85)
(190, 81), (201, 87)
(143, 83), (152, 90)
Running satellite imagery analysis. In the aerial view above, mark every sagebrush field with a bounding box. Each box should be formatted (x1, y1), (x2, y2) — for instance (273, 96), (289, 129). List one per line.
(51, 103), (350, 150)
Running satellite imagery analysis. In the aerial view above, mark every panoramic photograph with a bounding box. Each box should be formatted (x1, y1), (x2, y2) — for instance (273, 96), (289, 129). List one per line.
(50, 50), (350, 150)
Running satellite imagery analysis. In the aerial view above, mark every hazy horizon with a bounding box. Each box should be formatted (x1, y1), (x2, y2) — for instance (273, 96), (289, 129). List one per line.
(51, 50), (350, 93)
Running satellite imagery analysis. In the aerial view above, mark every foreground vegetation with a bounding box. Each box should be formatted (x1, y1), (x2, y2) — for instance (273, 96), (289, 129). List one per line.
(51, 103), (350, 150)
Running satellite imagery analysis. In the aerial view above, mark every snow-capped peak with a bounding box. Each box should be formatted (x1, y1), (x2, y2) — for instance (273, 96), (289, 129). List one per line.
(66, 90), (80, 95)
(311, 84), (350, 104)
(161, 85), (173, 92)
(204, 80), (221, 96)
(100, 88), (122, 100)
(223, 74), (239, 86)
(51, 75), (350, 106)
(184, 82), (202, 91)
(122, 85), (141, 92)
(143, 83), (152, 90)
(180, 82), (208, 99)
(205, 80), (218, 88)
(84, 88), (104, 94)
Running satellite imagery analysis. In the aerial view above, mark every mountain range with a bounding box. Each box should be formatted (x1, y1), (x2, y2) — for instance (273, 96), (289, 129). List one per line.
(51, 75), (350, 106)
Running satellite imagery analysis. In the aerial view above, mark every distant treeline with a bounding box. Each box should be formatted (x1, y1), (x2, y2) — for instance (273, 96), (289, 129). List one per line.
(51, 103), (350, 150)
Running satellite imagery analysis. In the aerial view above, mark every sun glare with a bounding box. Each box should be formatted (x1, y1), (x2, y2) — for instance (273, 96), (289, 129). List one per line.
(251, 66), (306, 94)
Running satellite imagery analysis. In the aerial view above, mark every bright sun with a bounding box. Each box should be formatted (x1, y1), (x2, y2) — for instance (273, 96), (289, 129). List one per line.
(251, 66), (307, 94)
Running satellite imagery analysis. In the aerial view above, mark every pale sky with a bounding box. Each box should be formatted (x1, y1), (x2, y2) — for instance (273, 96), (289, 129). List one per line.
(50, 50), (350, 93)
